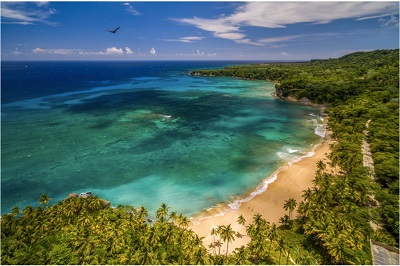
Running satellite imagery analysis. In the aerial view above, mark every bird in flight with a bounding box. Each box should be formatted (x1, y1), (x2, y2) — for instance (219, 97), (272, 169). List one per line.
(107, 26), (120, 33)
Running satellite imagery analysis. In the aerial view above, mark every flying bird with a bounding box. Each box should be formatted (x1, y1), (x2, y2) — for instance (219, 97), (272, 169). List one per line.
(107, 26), (120, 33)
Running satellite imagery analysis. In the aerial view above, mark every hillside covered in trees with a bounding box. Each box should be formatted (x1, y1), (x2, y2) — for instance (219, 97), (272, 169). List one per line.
(190, 49), (398, 105)
(2, 49), (399, 264)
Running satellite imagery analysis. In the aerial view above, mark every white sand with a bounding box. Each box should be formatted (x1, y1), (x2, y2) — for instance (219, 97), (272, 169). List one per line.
(189, 133), (332, 254)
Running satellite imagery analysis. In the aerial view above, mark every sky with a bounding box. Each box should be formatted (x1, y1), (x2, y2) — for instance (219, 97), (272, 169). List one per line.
(1, 1), (399, 61)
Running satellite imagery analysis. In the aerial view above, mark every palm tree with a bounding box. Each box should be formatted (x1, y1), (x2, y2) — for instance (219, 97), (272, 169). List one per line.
(192, 234), (205, 247)
(276, 236), (286, 264)
(156, 203), (170, 223)
(78, 214), (91, 226)
(297, 201), (313, 220)
(279, 215), (290, 227)
(137, 206), (148, 222)
(23, 205), (34, 218)
(216, 225), (224, 239)
(302, 188), (314, 202)
(169, 211), (177, 223)
(268, 223), (278, 256)
(180, 215), (190, 229)
(163, 222), (175, 243)
(329, 148), (340, 174)
(219, 224), (236, 256)
(213, 240), (223, 255)
(210, 227), (218, 254)
(283, 198), (297, 219)
(316, 159), (326, 173)
(233, 246), (249, 264)
(312, 172), (324, 187)
(237, 214), (246, 226)
(327, 233), (349, 264)
(253, 213), (264, 228)
(285, 244), (292, 265)
(139, 246), (155, 265)
(175, 213), (189, 228)
(11, 206), (21, 217)
(39, 194), (52, 209)
(208, 242), (216, 255)
(87, 197), (103, 213)
(210, 227), (218, 243)
(193, 247), (208, 265)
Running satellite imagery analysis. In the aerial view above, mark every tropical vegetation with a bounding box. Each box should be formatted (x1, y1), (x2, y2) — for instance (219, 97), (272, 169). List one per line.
(1, 194), (312, 265)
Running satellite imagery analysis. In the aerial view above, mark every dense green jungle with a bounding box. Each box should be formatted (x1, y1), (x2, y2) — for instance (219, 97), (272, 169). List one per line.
(2, 49), (399, 265)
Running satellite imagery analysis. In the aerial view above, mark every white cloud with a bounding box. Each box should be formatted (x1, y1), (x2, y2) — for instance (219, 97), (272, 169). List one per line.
(32, 48), (46, 53)
(174, 50), (217, 57)
(235, 39), (263, 46)
(175, 2), (399, 45)
(3, 21), (33, 25)
(214, 32), (246, 40)
(78, 51), (90, 56)
(150, 47), (156, 55)
(182, 36), (204, 42)
(1, 2), (57, 25)
(280, 52), (289, 56)
(259, 33), (338, 45)
(163, 36), (205, 43)
(176, 17), (241, 42)
(12, 48), (22, 55)
(105, 47), (124, 55)
(89, 47), (125, 56)
(32, 48), (81, 55)
(178, 17), (240, 34)
(122, 3), (140, 16)
(36, 2), (49, 7)
(125, 47), (133, 55)
(378, 15), (399, 27)
(32, 47), (130, 56)
(229, 2), (399, 27)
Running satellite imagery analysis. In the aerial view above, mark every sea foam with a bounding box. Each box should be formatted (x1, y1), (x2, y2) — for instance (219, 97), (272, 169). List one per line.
(309, 113), (326, 138)
(193, 114), (325, 220)
(226, 112), (326, 210)
(223, 144), (318, 213)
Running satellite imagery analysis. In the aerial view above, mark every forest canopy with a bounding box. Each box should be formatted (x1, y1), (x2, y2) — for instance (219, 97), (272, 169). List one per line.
(190, 49), (399, 104)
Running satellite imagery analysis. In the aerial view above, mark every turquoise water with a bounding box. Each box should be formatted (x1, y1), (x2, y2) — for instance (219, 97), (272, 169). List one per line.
(2, 63), (324, 217)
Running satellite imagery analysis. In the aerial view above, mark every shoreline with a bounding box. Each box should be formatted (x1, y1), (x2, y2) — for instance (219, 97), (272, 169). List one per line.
(189, 116), (332, 254)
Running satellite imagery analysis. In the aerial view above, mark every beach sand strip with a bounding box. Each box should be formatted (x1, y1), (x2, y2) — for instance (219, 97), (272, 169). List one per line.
(189, 128), (332, 255)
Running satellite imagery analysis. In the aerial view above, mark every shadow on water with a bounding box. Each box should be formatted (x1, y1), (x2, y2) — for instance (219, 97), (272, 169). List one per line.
(88, 119), (114, 129)
(63, 89), (166, 114)
(61, 89), (248, 126)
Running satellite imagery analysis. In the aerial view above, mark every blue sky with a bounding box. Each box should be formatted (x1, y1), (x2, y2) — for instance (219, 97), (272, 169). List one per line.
(1, 1), (399, 60)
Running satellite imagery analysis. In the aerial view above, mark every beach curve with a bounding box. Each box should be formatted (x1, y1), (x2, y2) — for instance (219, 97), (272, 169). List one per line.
(189, 116), (332, 254)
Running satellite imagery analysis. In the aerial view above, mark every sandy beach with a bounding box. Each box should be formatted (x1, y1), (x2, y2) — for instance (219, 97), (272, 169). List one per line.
(189, 126), (332, 254)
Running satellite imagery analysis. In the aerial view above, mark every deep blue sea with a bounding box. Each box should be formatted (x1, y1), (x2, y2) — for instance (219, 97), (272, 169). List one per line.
(1, 61), (324, 217)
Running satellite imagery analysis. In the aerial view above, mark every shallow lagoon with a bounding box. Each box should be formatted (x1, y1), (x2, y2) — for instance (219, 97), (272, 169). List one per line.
(1, 62), (323, 216)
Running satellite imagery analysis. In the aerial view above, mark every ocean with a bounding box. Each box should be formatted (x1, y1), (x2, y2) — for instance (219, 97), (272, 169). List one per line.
(1, 61), (325, 217)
